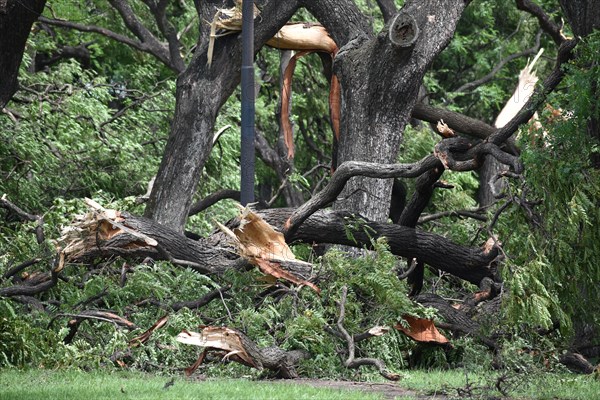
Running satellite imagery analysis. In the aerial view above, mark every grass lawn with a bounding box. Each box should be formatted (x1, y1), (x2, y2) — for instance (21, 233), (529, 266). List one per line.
(1, 368), (599, 399)
(399, 369), (600, 399)
(0, 369), (386, 400)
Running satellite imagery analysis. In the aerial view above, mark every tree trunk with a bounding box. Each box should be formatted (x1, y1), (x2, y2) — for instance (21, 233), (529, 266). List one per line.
(0, 0), (46, 108)
(328, 0), (467, 222)
(144, 0), (300, 232)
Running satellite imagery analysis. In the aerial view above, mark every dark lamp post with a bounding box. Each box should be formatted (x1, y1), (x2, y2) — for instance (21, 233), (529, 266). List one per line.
(240, 0), (255, 205)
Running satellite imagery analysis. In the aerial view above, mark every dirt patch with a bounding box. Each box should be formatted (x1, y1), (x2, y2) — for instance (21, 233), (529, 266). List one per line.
(271, 378), (449, 399)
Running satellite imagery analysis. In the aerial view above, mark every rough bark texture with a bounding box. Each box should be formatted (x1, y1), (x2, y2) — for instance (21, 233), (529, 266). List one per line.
(53, 208), (498, 287)
(478, 156), (505, 207)
(0, 0), (46, 108)
(144, 0), (300, 232)
(558, 0), (600, 37)
(324, 0), (467, 222)
(278, 209), (498, 285)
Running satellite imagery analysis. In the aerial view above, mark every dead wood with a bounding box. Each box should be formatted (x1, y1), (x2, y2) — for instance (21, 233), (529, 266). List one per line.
(559, 352), (595, 374)
(55, 204), (499, 288)
(177, 326), (308, 378)
(327, 286), (400, 381)
(48, 310), (137, 344)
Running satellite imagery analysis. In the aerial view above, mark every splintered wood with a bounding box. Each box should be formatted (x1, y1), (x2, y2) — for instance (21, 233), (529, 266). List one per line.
(216, 206), (320, 293)
(395, 315), (450, 344)
(55, 198), (157, 272)
(176, 326), (258, 375)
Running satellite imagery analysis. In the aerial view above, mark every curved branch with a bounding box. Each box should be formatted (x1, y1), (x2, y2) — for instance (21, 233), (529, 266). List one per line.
(38, 17), (147, 53)
(516, 0), (565, 45)
(0, 195), (45, 243)
(435, 137), (522, 172)
(283, 155), (441, 239)
(188, 189), (241, 216)
(333, 286), (400, 380)
(39, 4), (179, 73)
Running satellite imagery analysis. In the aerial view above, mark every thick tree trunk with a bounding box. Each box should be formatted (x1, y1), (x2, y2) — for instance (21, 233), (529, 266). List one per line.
(558, 0), (600, 37)
(144, 1), (300, 232)
(0, 0), (46, 108)
(329, 0), (467, 222)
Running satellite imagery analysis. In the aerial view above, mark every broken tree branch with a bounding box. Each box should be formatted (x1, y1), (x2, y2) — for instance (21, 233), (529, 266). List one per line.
(332, 286), (400, 380)
(411, 103), (495, 140)
(451, 30), (542, 95)
(489, 38), (576, 145)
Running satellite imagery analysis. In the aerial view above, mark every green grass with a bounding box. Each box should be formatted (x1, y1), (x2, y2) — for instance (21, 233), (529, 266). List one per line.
(2, 368), (599, 399)
(0, 369), (385, 400)
(399, 369), (600, 399)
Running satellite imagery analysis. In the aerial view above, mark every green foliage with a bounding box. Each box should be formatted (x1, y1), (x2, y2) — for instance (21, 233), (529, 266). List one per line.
(428, 0), (553, 121)
(500, 32), (600, 335)
(0, 61), (172, 212)
(2, 0), (599, 385)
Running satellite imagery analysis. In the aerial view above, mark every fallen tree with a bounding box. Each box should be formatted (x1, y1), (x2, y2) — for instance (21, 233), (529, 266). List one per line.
(50, 200), (499, 287)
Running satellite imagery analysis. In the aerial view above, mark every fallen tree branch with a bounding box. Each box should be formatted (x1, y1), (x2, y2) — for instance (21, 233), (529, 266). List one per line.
(177, 326), (308, 378)
(559, 352), (595, 374)
(171, 285), (231, 312)
(57, 203), (498, 286)
(0, 194), (45, 243)
(49, 310), (137, 344)
(0, 270), (59, 297)
(1, 258), (42, 282)
(330, 286), (400, 381)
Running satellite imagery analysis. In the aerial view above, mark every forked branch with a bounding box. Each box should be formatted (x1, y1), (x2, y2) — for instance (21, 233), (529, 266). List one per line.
(330, 286), (400, 381)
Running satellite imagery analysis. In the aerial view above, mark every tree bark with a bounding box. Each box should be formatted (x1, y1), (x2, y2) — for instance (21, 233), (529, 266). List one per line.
(144, 0), (300, 232)
(57, 208), (498, 287)
(324, 0), (467, 222)
(558, 0), (600, 37)
(0, 0), (46, 108)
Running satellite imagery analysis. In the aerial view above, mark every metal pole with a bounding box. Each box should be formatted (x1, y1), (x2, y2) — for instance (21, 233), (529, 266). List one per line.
(240, 0), (255, 205)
